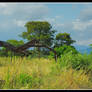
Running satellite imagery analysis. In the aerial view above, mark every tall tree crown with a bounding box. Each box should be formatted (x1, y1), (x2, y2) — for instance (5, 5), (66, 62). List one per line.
(20, 21), (56, 47)
(55, 32), (75, 47)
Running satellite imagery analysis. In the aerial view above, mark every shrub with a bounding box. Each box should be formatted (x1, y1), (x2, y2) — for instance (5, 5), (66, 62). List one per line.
(58, 52), (92, 73)
(49, 45), (78, 59)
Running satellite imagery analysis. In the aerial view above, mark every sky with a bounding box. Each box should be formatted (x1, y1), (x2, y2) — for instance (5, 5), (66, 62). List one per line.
(0, 3), (92, 47)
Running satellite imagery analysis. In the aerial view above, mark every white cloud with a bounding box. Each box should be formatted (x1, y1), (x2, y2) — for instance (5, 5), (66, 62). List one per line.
(0, 3), (48, 20)
(0, 3), (92, 47)
(34, 16), (64, 30)
(76, 39), (92, 46)
(79, 7), (92, 22)
(72, 19), (92, 31)
(0, 3), (49, 30)
(14, 20), (27, 27)
(56, 23), (64, 27)
(0, 3), (8, 7)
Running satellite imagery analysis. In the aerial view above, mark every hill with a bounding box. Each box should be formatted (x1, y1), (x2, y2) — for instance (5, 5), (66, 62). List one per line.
(74, 45), (92, 54)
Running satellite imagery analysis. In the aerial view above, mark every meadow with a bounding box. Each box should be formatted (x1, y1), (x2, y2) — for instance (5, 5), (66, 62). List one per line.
(0, 52), (92, 89)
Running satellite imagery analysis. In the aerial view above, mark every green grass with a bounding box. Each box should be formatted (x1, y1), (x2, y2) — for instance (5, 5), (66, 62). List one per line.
(0, 56), (92, 89)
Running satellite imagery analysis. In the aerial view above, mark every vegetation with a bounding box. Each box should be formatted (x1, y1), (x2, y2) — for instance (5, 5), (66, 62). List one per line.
(0, 21), (92, 89)
(55, 32), (75, 47)
(0, 56), (92, 89)
(19, 21), (56, 56)
(7, 40), (24, 47)
(0, 40), (25, 57)
(20, 21), (55, 46)
(49, 45), (78, 58)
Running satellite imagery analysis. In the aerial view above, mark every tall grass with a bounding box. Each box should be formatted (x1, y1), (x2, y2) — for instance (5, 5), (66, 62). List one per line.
(0, 55), (92, 89)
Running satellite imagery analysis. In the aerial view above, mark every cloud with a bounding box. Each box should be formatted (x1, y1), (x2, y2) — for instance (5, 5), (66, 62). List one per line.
(0, 3), (49, 30)
(0, 3), (49, 22)
(0, 3), (92, 47)
(69, 6), (92, 46)
(0, 3), (7, 7)
(34, 16), (64, 31)
(72, 19), (92, 31)
(44, 16), (92, 46)
(14, 20), (27, 27)
(0, 3), (50, 41)
(0, 3), (48, 20)
(76, 39), (92, 46)
(79, 7), (92, 22)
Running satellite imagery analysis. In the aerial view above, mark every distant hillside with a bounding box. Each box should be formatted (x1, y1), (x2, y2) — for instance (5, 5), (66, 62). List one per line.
(74, 45), (92, 54)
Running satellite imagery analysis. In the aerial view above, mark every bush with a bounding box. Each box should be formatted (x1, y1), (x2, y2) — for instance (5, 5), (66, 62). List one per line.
(58, 52), (92, 73)
(49, 45), (78, 59)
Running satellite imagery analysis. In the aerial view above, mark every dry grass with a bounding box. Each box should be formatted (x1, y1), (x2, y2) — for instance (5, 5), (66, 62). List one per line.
(0, 56), (92, 89)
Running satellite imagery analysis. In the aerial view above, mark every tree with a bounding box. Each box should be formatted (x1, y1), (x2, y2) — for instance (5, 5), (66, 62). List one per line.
(0, 39), (24, 56)
(89, 44), (92, 48)
(19, 21), (56, 57)
(7, 39), (24, 47)
(89, 44), (92, 54)
(20, 21), (56, 46)
(55, 32), (75, 47)
(49, 45), (78, 58)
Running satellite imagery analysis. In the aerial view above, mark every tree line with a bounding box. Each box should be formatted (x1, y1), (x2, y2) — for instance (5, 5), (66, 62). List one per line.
(0, 21), (78, 58)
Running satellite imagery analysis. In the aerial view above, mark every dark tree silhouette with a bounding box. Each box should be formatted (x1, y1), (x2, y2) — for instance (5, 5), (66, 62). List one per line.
(0, 39), (57, 62)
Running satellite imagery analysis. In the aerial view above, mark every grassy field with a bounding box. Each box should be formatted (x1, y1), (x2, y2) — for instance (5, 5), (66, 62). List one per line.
(0, 56), (92, 89)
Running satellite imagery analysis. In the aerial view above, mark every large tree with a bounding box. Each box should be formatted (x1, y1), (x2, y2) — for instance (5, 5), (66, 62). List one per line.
(19, 21), (56, 56)
(55, 32), (75, 47)
(20, 21), (56, 46)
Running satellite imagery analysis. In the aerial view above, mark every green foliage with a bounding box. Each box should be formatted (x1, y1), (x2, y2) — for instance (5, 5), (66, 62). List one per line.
(0, 39), (24, 57)
(58, 52), (92, 73)
(19, 21), (56, 57)
(15, 73), (33, 88)
(49, 45), (78, 58)
(89, 44), (92, 48)
(18, 73), (32, 84)
(4, 68), (11, 88)
(20, 21), (56, 47)
(55, 32), (75, 47)
(0, 49), (8, 56)
(7, 39), (24, 47)
(4, 70), (42, 89)
(89, 44), (92, 54)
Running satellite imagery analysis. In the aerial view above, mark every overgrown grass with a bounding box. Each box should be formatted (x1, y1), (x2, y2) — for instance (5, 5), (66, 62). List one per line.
(0, 55), (92, 89)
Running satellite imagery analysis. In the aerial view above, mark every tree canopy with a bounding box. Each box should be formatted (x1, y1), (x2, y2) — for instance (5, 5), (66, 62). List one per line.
(7, 39), (24, 47)
(55, 32), (76, 47)
(20, 21), (56, 47)
(0, 20), (78, 59)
